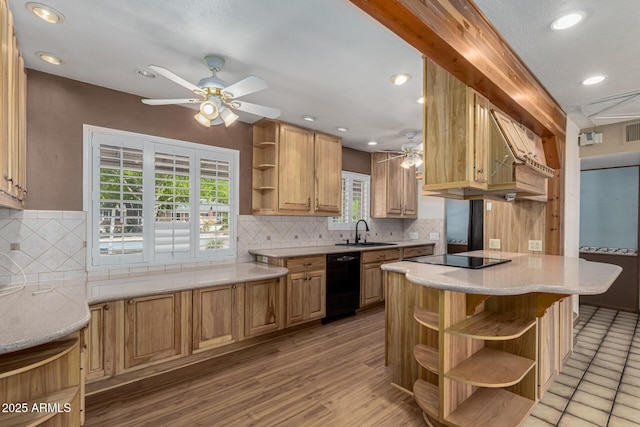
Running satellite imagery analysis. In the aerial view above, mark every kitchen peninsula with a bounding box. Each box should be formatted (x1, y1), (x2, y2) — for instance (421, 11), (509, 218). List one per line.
(382, 251), (622, 427)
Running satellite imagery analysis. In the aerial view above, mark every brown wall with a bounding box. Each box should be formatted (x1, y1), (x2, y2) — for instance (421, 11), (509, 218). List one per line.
(26, 70), (372, 214)
(26, 70), (253, 213)
(484, 199), (547, 253)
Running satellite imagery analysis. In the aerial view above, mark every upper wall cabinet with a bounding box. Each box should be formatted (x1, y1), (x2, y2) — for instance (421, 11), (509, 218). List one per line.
(0, 0), (27, 209)
(252, 120), (342, 216)
(371, 152), (418, 219)
(421, 58), (552, 201)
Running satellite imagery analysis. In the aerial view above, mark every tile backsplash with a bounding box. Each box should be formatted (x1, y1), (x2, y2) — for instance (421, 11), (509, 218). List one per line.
(0, 210), (86, 285)
(0, 209), (445, 281)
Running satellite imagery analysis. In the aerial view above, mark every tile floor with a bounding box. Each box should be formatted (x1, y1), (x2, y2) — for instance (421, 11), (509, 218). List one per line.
(524, 305), (640, 427)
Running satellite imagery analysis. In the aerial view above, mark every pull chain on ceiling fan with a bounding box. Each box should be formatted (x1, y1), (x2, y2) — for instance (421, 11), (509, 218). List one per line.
(141, 55), (281, 127)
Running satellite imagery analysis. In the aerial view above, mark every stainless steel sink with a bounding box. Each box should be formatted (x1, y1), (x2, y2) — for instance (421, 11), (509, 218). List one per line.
(334, 242), (397, 247)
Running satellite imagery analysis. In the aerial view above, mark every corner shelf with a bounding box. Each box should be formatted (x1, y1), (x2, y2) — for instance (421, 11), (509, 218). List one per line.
(2, 387), (78, 427)
(413, 379), (439, 420)
(446, 310), (535, 340)
(414, 344), (439, 374)
(0, 338), (78, 379)
(414, 307), (439, 331)
(253, 164), (276, 170)
(254, 186), (275, 190)
(254, 141), (276, 148)
(445, 388), (534, 427)
(445, 347), (535, 387)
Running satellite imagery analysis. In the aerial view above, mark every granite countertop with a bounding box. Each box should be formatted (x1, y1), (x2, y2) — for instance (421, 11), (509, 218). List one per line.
(87, 262), (288, 304)
(0, 262), (288, 355)
(381, 250), (622, 296)
(249, 240), (435, 258)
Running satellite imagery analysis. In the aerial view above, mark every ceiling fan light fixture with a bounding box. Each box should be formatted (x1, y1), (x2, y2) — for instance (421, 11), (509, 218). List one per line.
(26, 2), (65, 24)
(401, 157), (415, 169)
(199, 100), (219, 120)
(194, 112), (211, 127)
(220, 107), (239, 127)
(551, 12), (584, 30)
(414, 156), (423, 168)
(390, 73), (411, 85)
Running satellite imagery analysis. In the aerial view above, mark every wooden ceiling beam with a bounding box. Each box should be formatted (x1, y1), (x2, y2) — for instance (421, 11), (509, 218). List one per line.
(349, 0), (566, 140)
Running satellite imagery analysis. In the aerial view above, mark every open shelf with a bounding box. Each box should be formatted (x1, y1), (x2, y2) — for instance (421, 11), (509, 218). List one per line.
(253, 186), (275, 190)
(414, 307), (439, 331)
(253, 164), (276, 170)
(445, 347), (535, 387)
(1, 386), (78, 427)
(254, 141), (276, 148)
(413, 379), (439, 420)
(414, 344), (439, 374)
(445, 388), (534, 427)
(446, 311), (535, 340)
(0, 338), (78, 379)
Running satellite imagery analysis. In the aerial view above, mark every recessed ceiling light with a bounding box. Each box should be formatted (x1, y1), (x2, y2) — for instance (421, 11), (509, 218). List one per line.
(337, 127), (348, 132)
(416, 96), (424, 104)
(26, 2), (65, 24)
(135, 69), (156, 79)
(582, 75), (606, 85)
(303, 115), (315, 122)
(390, 73), (411, 85)
(36, 51), (63, 65)
(551, 12), (584, 30)
(367, 141), (378, 146)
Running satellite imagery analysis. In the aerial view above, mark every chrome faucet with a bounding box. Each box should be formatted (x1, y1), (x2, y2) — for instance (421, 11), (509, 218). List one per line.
(355, 219), (370, 245)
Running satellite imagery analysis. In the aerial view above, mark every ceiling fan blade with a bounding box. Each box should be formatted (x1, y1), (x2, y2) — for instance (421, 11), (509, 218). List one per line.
(142, 98), (200, 105)
(377, 154), (405, 163)
(222, 75), (268, 99)
(233, 101), (281, 119)
(148, 65), (204, 95)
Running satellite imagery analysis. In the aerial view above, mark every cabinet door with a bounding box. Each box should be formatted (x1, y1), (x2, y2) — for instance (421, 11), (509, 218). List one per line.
(306, 270), (326, 321)
(244, 279), (282, 338)
(361, 262), (383, 307)
(286, 272), (306, 326)
(402, 166), (418, 217)
(314, 132), (342, 214)
(386, 155), (404, 215)
(192, 284), (241, 352)
(538, 302), (559, 398)
(558, 297), (573, 364)
(86, 303), (115, 382)
(472, 91), (489, 183)
(278, 124), (314, 212)
(124, 293), (186, 369)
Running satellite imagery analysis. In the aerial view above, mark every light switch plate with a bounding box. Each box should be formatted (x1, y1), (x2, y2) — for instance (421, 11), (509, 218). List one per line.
(486, 202), (492, 211)
(528, 240), (543, 252)
(489, 238), (501, 249)
(429, 232), (440, 241)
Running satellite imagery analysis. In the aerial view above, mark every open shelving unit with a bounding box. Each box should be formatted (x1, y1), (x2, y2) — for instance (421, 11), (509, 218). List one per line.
(252, 121), (278, 214)
(411, 289), (537, 427)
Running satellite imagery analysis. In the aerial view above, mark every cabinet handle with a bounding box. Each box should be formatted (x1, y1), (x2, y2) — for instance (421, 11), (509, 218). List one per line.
(103, 304), (109, 311)
(478, 168), (484, 174)
(380, 255), (386, 260)
(307, 197), (311, 208)
(316, 198), (319, 209)
(232, 284), (236, 289)
(303, 262), (312, 267)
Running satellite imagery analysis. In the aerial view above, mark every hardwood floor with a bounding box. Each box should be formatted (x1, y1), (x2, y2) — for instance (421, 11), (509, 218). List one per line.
(85, 306), (424, 426)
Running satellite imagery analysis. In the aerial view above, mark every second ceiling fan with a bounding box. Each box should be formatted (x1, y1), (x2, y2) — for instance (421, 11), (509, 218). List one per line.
(141, 55), (281, 127)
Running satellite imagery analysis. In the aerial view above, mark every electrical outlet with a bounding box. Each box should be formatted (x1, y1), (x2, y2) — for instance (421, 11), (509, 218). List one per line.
(410, 232), (419, 240)
(429, 232), (440, 241)
(489, 238), (501, 249)
(528, 240), (543, 252)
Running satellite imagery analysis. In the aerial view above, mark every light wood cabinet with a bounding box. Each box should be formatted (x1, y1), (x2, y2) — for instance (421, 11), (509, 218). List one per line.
(252, 120), (342, 216)
(122, 292), (189, 370)
(538, 297), (573, 398)
(244, 278), (284, 338)
(371, 152), (418, 218)
(85, 303), (115, 382)
(360, 248), (401, 307)
(285, 255), (326, 326)
(0, 0), (27, 209)
(192, 284), (243, 352)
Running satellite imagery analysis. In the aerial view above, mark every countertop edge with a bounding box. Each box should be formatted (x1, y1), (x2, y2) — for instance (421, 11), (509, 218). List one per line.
(249, 241), (435, 258)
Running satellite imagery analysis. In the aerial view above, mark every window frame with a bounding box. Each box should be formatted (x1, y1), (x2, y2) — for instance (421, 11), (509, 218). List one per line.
(328, 171), (371, 231)
(83, 125), (239, 270)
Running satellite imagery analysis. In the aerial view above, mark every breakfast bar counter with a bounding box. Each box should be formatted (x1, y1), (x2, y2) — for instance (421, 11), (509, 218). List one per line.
(381, 251), (621, 427)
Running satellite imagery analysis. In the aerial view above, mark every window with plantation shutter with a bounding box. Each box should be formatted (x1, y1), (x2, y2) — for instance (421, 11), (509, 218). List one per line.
(328, 171), (370, 230)
(85, 126), (238, 269)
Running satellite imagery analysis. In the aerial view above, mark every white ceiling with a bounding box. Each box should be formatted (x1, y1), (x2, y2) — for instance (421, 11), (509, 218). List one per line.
(7, 0), (640, 154)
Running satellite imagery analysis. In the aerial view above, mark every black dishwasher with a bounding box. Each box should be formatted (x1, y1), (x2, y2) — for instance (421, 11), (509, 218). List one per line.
(324, 252), (361, 323)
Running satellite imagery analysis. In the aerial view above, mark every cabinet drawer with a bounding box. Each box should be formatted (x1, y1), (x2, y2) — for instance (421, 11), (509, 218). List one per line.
(362, 249), (401, 264)
(286, 255), (326, 273)
(403, 246), (433, 259)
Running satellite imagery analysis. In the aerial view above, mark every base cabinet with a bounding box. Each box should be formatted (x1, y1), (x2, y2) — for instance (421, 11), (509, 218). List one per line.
(286, 270), (326, 326)
(122, 292), (190, 371)
(244, 278), (284, 338)
(193, 284), (243, 352)
(85, 302), (115, 382)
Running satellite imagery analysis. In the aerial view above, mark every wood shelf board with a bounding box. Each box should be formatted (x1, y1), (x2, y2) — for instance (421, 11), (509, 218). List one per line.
(253, 164), (276, 170)
(254, 141), (277, 148)
(1, 386), (78, 427)
(0, 338), (78, 379)
(414, 344), (439, 374)
(445, 347), (535, 388)
(414, 307), (439, 330)
(414, 379), (439, 419)
(445, 388), (534, 427)
(446, 311), (535, 340)
(253, 186), (275, 190)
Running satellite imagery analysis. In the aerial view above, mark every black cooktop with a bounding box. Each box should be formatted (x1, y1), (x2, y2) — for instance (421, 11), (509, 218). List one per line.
(405, 254), (511, 269)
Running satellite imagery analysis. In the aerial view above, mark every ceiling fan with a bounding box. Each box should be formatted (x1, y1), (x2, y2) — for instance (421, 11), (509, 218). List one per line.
(141, 55), (281, 127)
(377, 131), (423, 169)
